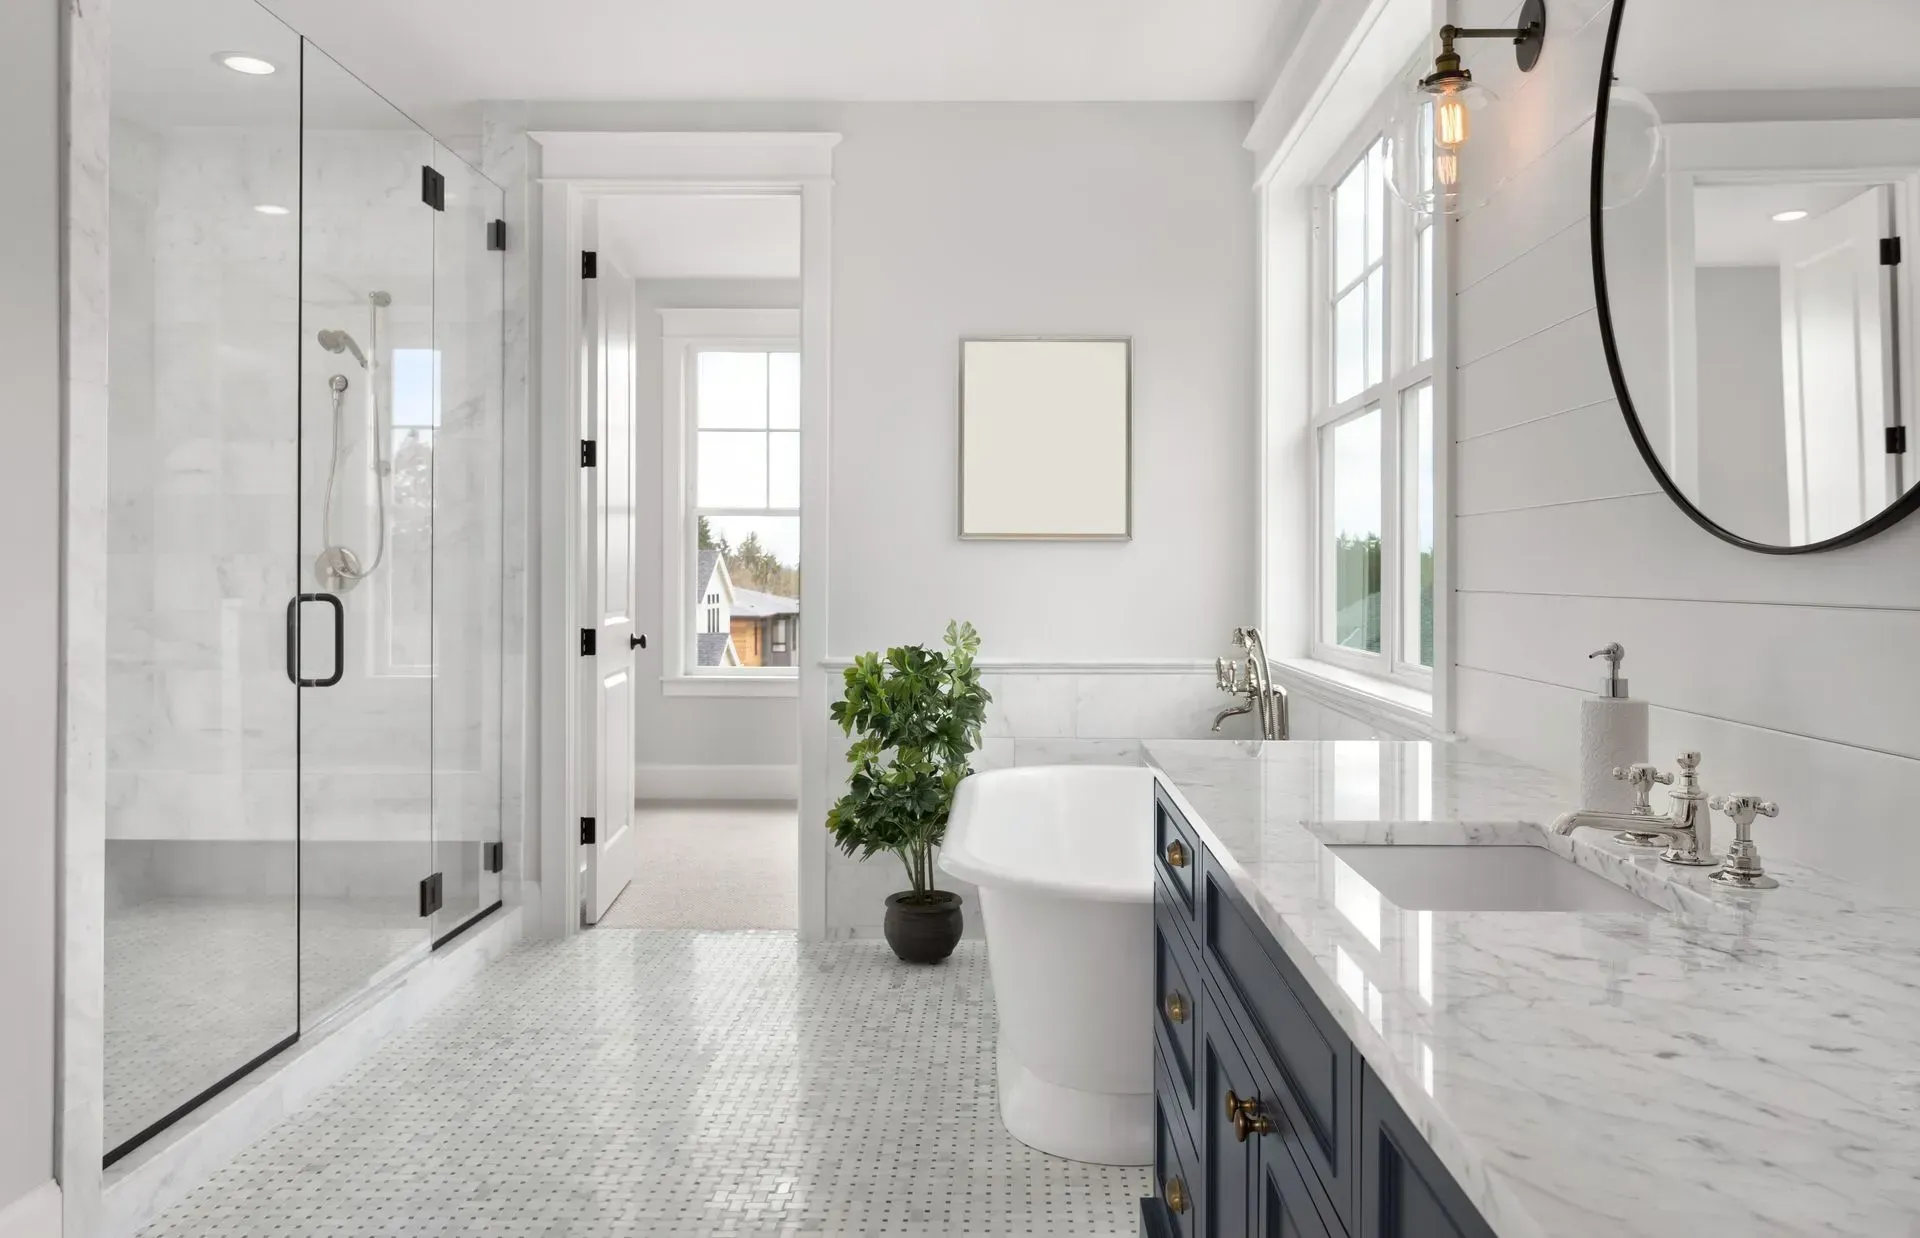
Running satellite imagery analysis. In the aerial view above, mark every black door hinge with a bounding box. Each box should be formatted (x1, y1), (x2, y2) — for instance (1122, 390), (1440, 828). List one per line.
(1883, 236), (1903, 266)
(486, 218), (506, 251)
(1890, 426), (1909, 455)
(580, 627), (596, 657)
(422, 165), (446, 211)
(418, 872), (444, 917)
(581, 250), (598, 279)
(485, 841), (504, 873)
(580, 439), (598, 467)
(580, 817), (596, 846)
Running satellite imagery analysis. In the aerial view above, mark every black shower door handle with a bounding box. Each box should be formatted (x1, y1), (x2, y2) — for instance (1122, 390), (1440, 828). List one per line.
(286, 593), (345, 687)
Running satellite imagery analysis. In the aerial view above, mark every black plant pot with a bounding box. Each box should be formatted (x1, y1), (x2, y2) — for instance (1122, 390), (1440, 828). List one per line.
(883, 891), (964, 964)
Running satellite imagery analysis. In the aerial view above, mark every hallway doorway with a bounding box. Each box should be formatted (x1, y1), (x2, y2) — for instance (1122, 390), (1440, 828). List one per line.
(596, 802), (798, 930)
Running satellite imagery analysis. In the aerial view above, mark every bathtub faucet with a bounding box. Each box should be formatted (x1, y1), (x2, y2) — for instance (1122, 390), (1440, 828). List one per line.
(1213, 627), (1289, 740)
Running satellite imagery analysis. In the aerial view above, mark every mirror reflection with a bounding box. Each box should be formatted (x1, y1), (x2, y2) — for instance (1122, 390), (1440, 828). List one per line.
(1598, 0), (1920, 547)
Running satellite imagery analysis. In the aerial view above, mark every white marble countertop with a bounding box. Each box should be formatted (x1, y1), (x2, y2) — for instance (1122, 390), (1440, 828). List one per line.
(1142, 739), (1920, 1238)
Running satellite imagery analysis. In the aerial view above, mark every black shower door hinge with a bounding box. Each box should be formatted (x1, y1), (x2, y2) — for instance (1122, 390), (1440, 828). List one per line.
(1883, 236), (1903, 266)
(580, 439), (598, 468)
(486, 218), (506, 251)
(1890, 426), (1909, 455)
(418, 872), (444, 917)
(421, 165), (446, 211)
(581, 250), (598, 279)
(580, 818), (596, 846)
(580, 627), (596, 657)
(484, 841), (505, 873)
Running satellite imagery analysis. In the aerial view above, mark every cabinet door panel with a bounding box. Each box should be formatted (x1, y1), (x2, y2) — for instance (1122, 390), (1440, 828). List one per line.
(1359, 1065), (1495, 1238)
(1259, 1136), (1337, 1238)
(1201, 991), (1258, 1238)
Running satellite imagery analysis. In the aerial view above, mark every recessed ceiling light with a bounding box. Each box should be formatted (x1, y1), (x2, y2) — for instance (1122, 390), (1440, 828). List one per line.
(253, 203), (291, 216)
(215, 52), (277, 75)
(1771, 209), (1810, 223)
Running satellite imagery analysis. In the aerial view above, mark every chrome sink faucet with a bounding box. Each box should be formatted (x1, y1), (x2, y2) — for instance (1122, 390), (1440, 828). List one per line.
(1552, 752), (1716, 867)
(1213, 627), (1289, 740)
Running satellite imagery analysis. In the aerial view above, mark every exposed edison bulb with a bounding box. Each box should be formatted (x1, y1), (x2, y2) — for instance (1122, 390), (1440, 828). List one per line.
(1435, 150), (1460, 189)
(1435, 94), (1470, 149)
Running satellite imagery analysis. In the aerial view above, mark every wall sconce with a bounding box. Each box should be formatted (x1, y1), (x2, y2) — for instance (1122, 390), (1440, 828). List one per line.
(1386, 0), (1547, 215)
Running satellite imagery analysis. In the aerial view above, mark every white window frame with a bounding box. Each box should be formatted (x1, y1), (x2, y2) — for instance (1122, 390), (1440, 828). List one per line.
(1308, 79), (1438, 693)
(659, 307), (801, 697)
(368, 341), (440, 679)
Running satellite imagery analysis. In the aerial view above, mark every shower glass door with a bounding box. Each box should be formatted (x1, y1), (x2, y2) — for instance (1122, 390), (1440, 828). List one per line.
(296, 43), (435, 1025)
(101, 0), (303, 1163)
(430, 147), (507, 940)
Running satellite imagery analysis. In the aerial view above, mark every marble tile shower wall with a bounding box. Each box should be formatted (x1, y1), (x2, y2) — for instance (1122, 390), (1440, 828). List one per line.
(106, 119), (302, 881)
(105, 122), (504, 902)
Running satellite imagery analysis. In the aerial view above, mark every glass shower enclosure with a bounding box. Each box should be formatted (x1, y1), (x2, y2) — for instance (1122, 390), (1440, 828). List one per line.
(103, 0), (507, 1165)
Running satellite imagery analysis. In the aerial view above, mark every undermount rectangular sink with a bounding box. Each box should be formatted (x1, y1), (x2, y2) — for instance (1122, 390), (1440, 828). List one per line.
(1325, 844), (1657, 913)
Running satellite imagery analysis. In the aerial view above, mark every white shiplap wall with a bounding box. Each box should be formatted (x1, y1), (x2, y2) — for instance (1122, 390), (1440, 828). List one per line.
(1449, 0), (1920, 900)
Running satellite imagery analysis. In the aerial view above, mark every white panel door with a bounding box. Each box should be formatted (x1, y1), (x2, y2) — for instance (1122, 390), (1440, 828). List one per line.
(1778, 186), (1895, 543)
(580, 255), (639, 924)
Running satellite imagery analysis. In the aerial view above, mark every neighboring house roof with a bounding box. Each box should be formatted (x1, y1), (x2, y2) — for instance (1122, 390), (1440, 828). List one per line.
(730, 587), (800, 619)
(695, 548), (734, 601)
(696, 632), (740, 667)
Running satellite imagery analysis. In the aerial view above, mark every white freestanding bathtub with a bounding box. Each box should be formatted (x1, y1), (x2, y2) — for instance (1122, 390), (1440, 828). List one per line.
(940, 764), (1155, 1165)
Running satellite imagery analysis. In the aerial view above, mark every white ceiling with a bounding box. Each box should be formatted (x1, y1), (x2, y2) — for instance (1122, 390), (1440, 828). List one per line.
(597, 196), (802, 281)
(1692, 182), (1880, 267)
(1618, 0), (1920, 94)
(256, 0), (1295, 122)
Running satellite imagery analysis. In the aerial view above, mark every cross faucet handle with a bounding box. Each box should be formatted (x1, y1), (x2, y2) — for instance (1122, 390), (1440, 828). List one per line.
(1612, 763), (1673, 813)
(1707, 795), (1782, 889)
(1709, 795), (1778, 832)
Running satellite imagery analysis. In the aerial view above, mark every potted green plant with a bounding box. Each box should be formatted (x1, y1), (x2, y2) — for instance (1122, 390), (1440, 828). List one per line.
(827, 620), (991, 964)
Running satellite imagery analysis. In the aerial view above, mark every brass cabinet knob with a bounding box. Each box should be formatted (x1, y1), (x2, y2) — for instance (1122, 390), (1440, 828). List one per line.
(1164, 991), (1189, 1024)
(1164, 1174), (1189, 1215)
(1225, 1090), (1274, 1142)
(1164, 839), (1189, 868)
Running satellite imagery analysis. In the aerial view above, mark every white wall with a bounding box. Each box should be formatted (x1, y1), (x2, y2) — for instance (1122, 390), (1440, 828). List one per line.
(1, 0), (61, 1225)
(1449, 0), (1920, 900)
(630, 277), (801, 781)
(521, 101), (1257, 930)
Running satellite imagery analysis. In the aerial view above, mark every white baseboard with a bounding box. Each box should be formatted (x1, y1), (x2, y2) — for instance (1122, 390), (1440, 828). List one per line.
(636, 763), (798, 802)
(0, 1182), (60, 1238)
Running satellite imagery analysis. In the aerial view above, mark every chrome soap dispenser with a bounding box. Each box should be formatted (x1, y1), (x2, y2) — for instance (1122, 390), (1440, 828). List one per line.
(1578, 643), (1649, 816)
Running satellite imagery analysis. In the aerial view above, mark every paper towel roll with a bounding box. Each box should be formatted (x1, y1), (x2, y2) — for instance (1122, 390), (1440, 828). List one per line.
(1578, 696), (1648, 813)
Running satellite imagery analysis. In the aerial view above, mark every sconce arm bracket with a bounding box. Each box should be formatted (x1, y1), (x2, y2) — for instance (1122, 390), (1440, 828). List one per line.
(1439, 0), (1547, 72)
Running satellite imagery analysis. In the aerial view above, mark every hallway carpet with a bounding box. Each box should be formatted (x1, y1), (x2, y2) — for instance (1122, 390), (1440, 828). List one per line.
(137, 932), (1147, 1237)
(597, 802), (799, 930)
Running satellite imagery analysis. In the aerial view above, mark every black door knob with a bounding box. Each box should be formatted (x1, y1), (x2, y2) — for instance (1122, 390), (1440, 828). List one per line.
(630, 634), (647, 650)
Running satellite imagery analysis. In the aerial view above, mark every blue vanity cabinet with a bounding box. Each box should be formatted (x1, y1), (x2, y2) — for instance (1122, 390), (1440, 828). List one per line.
(1359, 1064), (1498, 1238)
(1142, 788), (1495, 1238)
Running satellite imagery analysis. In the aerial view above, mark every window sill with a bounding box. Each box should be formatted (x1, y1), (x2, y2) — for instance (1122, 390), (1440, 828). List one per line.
(662, 675), (799, 699)
(1270, 658), (1441, 739)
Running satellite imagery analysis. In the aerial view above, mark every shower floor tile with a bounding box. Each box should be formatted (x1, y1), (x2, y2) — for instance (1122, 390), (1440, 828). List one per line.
(106, 896), (432, 1153)
(136, 931), (1149, 1237)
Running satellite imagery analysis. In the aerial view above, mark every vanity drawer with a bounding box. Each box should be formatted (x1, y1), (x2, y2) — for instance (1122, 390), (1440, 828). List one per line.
(1154, 897), (1203, 1136)
(1201, 857), (1358, 1233)
(1154, 1054), (1201, 1238)
(1154, 783), (1201, 919)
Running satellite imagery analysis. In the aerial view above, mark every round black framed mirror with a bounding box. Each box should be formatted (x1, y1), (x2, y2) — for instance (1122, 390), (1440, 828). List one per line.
(1591, 0), (1920, 553)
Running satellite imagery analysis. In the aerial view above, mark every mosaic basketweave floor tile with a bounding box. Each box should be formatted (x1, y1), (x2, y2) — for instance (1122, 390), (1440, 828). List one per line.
(138, 931), (1149, 1237)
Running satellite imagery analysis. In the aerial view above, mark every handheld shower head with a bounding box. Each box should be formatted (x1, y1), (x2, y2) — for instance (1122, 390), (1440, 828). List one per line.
(317, 328), (368, 368)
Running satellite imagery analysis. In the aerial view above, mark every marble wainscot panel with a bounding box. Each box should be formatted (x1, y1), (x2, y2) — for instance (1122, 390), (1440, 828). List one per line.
(1145, 739), (1920, 1238)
